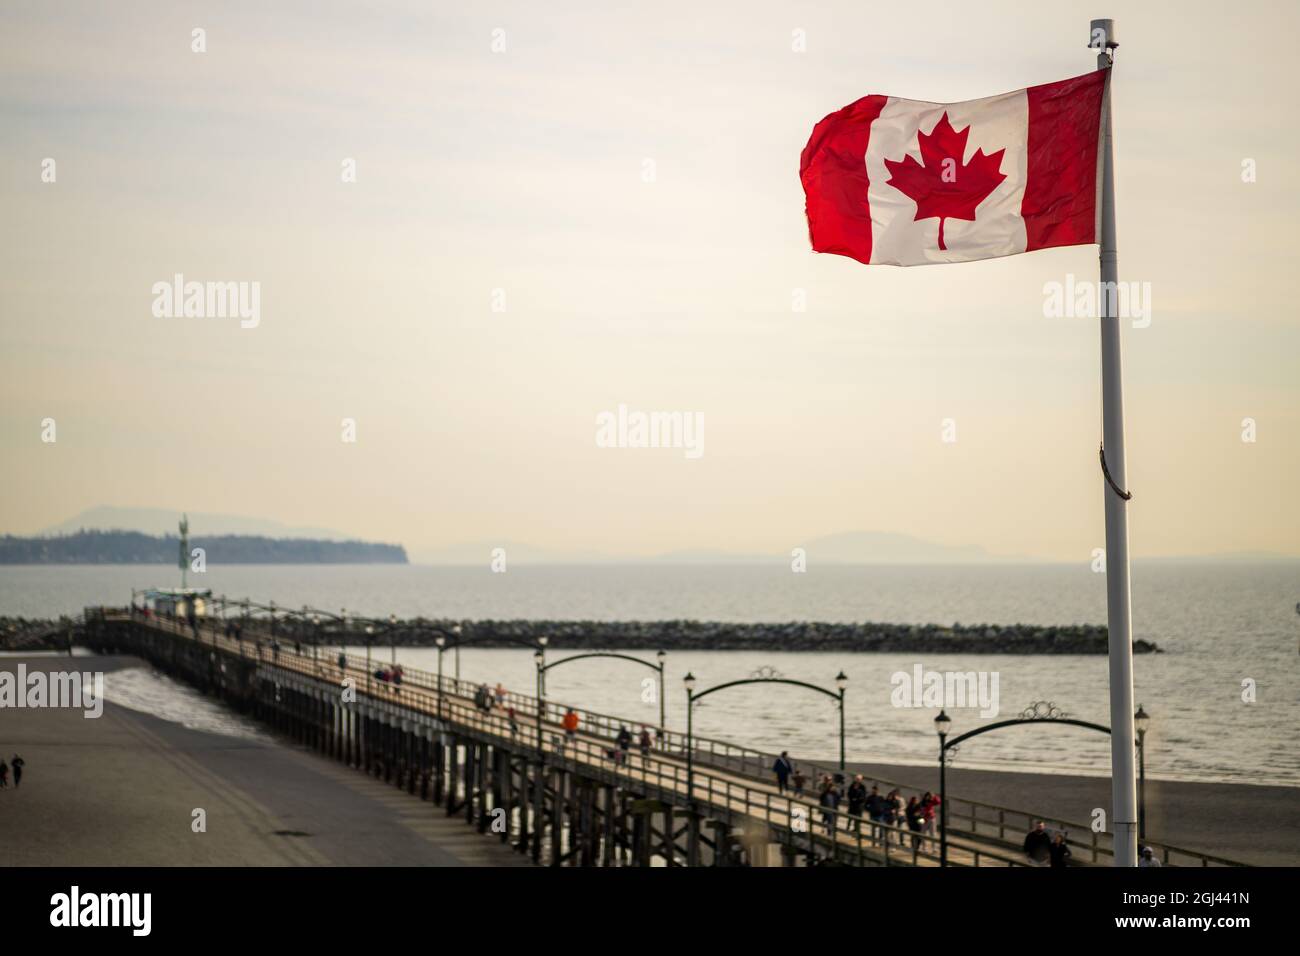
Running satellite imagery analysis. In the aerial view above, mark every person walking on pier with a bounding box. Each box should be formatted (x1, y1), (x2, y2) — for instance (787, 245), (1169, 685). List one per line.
(562, 708), (580, 750)
(818, 778), (841, 836)
(920, 790), (941, 835)
(507, 706), (520, 737)
(1049, 832), (1072, 868)
(865, 785), (885, 842)
(886, 789), (907, 845)
(847, 775), (868, 834)
(1138, 846), (1162, 868)
(616, 726), (632, 765)
(494, 683), (506, 708)
(638, 726), (652, 764)
(904, 790), (925, 853)
(0, 759), (8, 789)
(791, 767), (806, 797)
(10, 754), (23, 788)
(337, 651), (347, 674)
(773, 751), (794, 793)
(1023, 820), (1052, 865)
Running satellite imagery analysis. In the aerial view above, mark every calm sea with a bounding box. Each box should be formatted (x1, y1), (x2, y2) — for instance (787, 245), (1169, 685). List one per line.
(2, 561), (1296, 786)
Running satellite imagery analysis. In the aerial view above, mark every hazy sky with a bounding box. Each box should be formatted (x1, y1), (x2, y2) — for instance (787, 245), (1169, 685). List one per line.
(2, 1), (1297, 562)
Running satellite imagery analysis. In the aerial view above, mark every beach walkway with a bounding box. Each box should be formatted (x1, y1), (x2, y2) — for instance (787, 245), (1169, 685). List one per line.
(0, 656), (530, 867)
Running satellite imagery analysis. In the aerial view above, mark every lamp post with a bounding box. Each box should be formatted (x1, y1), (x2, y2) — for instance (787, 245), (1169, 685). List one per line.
(435, 635), (446, 723)
(685, 670), (848, 790)
(534, 647), (546, 761)
(535, 648), (665, 740)
(935, 702), (1114, 867)
(934, 709), (952, 867)
(388, 613), (398, 665)
(835, 670), (849, 772)
(657, 650), (666, 738)
(1134, 704), (1150, 842)
(683, 672), (697, 799)
(364, 624), (373, 695)
(311, 612), (321, 676)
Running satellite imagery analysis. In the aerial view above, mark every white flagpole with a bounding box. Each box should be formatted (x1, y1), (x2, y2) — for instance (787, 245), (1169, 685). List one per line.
(1092, 17), (1138, 868)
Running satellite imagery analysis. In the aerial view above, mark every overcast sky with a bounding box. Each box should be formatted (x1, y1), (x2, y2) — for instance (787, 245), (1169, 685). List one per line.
(2, 0), (1296, 562)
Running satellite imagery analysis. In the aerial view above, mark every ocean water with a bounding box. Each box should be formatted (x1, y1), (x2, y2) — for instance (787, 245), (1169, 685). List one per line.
(1, 561), (1296, 786)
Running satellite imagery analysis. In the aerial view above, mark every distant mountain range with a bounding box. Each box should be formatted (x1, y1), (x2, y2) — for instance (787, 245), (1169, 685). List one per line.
(416, 531), (1012, 565)
(0, 530), (407, 565)
(41, 507), (352, 541)
(19, 507), (1297, 566)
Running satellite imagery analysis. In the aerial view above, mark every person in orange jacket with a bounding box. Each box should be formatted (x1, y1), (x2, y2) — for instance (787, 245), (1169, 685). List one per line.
(561, 708), (580, 750)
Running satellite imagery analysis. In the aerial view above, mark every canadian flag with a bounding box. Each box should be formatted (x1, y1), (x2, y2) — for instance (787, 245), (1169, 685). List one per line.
(800, 70), (1108, 266)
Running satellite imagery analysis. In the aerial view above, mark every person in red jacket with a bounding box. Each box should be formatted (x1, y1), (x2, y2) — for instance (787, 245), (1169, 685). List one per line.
(920, 791), (942, 834)
(561, 708), (580, 751)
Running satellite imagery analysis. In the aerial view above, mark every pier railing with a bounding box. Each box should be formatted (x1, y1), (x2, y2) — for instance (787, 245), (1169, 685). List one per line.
(109, 607), (1035, 866)
(105, 606), (1246, 867)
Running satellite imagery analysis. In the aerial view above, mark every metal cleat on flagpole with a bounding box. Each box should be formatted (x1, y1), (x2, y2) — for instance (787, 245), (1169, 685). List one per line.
(1090, 16), (1139, 868)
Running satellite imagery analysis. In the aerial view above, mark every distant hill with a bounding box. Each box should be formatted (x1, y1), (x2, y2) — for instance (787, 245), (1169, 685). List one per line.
(0, 530), (407, 565)
(41, 507), (350, 540)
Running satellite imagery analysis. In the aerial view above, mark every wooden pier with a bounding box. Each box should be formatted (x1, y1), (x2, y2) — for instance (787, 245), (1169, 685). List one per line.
(78, 606), (1241, 867)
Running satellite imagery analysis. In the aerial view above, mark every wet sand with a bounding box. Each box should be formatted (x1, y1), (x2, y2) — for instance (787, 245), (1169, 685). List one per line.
(0, 656), (529, 866)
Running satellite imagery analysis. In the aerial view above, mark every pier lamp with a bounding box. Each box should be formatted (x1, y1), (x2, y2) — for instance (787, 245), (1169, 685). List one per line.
(269, 600), (276, 639)
(389, 613), (398, 664)
(434, 635), (447, 722)
(535, 635), (549, 695)
(310, 613), (321, 674)
(365, 624), (374, 695)
(453, 623), (467, 681)
(534, 648), (546, 760)
(656, 650), (667, 739)
(835, 671), (849, 773)
(683, 673), (697, 799)
(935, 710), (952, 866)
(1134, 704), (1150, 841)
(445, 623), (463, 688)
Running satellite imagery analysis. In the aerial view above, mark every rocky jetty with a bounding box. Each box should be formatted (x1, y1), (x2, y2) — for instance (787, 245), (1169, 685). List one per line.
(342, 618), (1158, 655)
(0, 615), (79, 651)
(5, 613), (1161, 654)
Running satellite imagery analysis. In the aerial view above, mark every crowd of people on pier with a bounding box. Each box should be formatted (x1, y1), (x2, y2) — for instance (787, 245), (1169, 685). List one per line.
(773, 752), (947, 849)
(771, 753), (1146, 867)
(0, 754), (25, 789)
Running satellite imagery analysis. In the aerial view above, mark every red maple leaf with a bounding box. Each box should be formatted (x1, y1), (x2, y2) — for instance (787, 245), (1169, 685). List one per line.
(883, 112), (1006, 251)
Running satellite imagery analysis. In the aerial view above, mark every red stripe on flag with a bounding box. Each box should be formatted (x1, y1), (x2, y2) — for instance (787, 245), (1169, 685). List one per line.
(1023, 70), (1108, 252)
(800, 95), (888, 265)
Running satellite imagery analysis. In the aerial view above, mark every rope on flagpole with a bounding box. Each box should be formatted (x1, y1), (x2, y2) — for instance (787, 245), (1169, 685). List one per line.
(1099, 442), (1132, 500)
